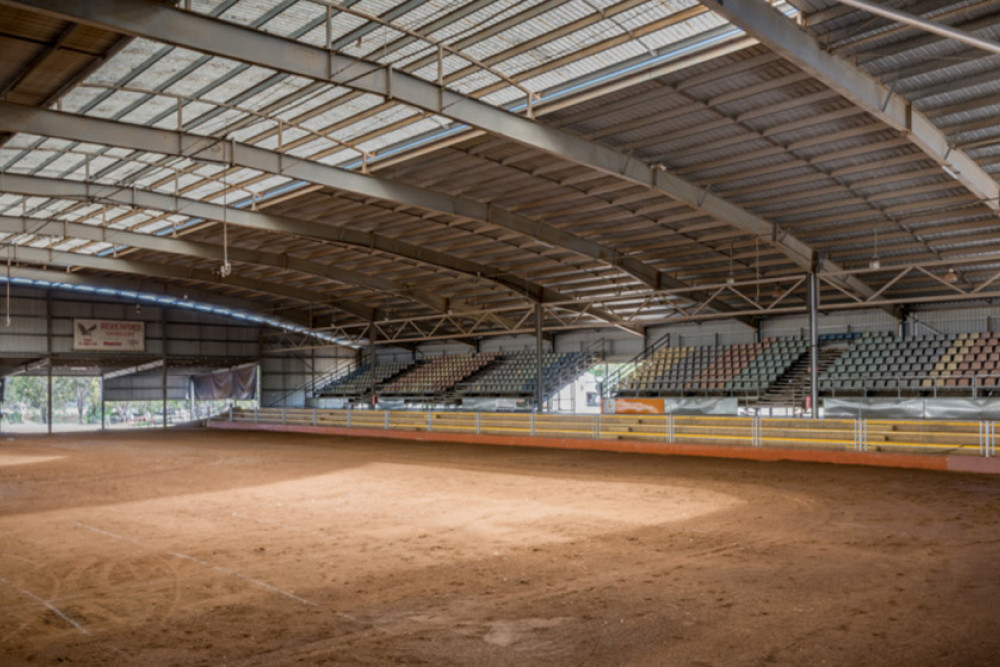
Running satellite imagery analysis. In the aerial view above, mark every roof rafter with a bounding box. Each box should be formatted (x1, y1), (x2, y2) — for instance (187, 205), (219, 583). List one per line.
(0, 0), (876, 304)
(0, 102), (668, 296)
(0, 100), (669, 296)
(0, 173), (642, 335)
(0, 213), (448, 313)
(700, 0), (1000, 216)
(6, 243), (380, 321)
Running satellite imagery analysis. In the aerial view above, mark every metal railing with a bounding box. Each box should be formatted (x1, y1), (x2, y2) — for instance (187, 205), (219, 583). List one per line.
(218, 407), (996, 458)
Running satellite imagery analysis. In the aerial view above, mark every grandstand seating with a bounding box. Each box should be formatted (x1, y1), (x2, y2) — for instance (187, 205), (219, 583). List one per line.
(321, 331), (1000, 403)
(380, 352), (498, 395)
(320, 359), (413, 396)
(689, 341), (772, 391)
(727, 337), (809, 393)
(821, 331), (1000, 393)
(457, 351), (596, 397)
(655, 345), (716, 393)
(616, 337), (808, 396)
(924, 331), (1000, 389)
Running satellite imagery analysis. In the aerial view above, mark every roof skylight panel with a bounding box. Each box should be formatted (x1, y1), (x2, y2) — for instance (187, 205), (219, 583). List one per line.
(445, 68), (504, 96)
(216, 0), (292, 28)
(189, 107), (258, 138)
(256, 0), (326, 38)
(36, 200), (76, 218)
(407, 52), (483, 87)
(135, 218), (176, 235)
(0, 195), (25, 213)
(417, 0), (526, 44)
(314, 148), (361, 166)
(353, 115), (447, 157)
(285, 136), (340, 159)
(17, 148), (90, 178)
(54, 202), (103, 221)
(77, 38), (167, 97)
(250, 175), (296, 193)
(107, 210), (157, 230)
(118, 94), (178, 127)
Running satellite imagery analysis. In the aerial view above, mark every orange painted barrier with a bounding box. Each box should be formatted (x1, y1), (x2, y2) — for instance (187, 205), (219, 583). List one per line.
(208, 419), (1000, 475)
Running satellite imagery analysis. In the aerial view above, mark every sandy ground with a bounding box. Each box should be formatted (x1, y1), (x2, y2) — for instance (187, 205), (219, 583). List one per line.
(0, 428), (998, 666)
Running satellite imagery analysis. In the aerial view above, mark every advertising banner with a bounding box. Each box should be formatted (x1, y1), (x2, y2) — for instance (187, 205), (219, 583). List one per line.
(73, 319), (145, 352)
(614, 397), (665, 414)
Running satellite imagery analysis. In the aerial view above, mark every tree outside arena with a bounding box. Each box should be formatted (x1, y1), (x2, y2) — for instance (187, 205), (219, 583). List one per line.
(2, 376), (101, 426)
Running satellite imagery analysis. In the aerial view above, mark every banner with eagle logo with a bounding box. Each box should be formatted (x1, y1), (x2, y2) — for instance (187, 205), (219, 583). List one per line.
(73, 319), (145, 351)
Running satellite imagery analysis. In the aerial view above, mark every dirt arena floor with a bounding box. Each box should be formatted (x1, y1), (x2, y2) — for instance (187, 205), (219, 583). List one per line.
(1, 428), (998, 666)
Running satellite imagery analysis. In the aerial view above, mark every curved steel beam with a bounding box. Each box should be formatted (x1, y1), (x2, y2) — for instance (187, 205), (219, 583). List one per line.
(0, 0), (875, 302)
(2, 264), (362, 347)
(0, 213), (447, 313)
(6, 244), (379, 320)
(0, 173), (642, 335)
(0, 99), (663, 293)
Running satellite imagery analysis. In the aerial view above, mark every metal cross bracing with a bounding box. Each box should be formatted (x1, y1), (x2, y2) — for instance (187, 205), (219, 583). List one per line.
(1, 0), (876, 301)
(0, 171), (650, 333)
(1, 0), (999, 348)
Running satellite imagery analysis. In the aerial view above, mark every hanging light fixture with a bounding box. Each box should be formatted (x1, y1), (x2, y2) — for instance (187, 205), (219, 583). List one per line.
(726, 242), (736, 285)
(869, 226), (880, 270)
(943, 267), (959, 284)
(220, 163), (232, 278)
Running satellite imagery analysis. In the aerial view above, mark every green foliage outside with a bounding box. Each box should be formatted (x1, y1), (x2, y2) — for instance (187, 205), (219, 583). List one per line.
(3, 376), (101, 424)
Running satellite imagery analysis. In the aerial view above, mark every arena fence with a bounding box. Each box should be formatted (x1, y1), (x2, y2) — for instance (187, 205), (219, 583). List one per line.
(214, 408), (997, 458)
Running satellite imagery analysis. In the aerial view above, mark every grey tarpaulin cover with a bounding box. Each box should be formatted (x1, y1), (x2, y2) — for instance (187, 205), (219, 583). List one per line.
(825, 397), (1000, 420)
(193, 365), (257, 400)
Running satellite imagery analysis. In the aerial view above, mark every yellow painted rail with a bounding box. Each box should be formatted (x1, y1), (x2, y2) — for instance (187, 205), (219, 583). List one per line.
(218, 408), (997, 457)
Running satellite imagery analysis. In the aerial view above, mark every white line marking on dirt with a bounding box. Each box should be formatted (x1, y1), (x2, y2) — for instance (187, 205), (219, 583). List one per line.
(0, 576), (90, 635)
(73, 522), (317, 608)
(73, 522), (139, 544)
(166, 551), (317, 607)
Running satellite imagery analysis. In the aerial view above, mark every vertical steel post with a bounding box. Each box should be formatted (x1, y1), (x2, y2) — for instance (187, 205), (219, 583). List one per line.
(162, 358), (168, 429)
(808, 271), (820, 417)
(100, 376), (105, 431)
(46, 294), (52, 435)
(369, 319), (377, 409)
(47, 358), (52, 435)
(189, 378), (196, 423)
(535, 302), (544, 413)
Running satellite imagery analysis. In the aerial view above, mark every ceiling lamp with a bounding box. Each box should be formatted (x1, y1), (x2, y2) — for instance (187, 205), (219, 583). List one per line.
(869, 226), (880, 270)
(943, 268), (959, 284)
(726, 243), (736, 285)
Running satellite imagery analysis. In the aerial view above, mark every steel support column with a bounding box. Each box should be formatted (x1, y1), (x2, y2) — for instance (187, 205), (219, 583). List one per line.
(369, 319), (377, 409)
(162, 357), (168, 430)
(808, 271), (820, 418)
(46, 358), (52, 435)
(535, 302), (544, 412)
(46, 292), (52, 435)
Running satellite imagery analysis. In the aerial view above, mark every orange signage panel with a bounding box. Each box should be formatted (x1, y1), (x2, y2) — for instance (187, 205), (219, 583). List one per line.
(614, 398), (665, 414)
